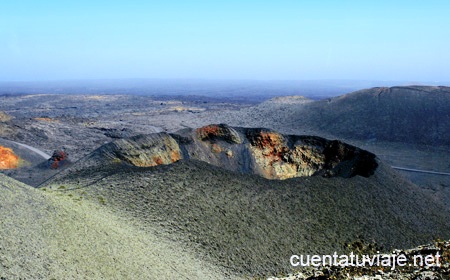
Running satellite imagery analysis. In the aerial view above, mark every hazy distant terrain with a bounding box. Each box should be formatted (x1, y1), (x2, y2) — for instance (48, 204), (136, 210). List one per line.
(1, 79), (441, 100)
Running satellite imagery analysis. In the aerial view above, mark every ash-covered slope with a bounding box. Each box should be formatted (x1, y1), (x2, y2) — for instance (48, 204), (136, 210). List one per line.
(84, 124), (378, 180)
(41, 126), (450, 277)
(0, 174), (230, 279)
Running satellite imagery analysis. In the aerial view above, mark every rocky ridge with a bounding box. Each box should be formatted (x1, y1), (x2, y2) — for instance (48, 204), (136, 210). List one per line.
(93, 124), (378, 180)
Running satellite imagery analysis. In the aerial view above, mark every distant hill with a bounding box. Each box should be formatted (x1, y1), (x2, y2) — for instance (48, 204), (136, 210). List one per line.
(298, 86), (450, 145)
(41, 127), (450, 276)
(213, 86), (450, 146)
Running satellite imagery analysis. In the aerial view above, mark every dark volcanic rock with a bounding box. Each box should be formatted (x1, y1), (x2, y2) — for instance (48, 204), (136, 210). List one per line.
(91, 127), (133, 139)
(47, 150), (69, 169)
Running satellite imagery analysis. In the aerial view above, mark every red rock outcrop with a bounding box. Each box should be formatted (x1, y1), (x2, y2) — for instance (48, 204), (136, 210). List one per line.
(246, 131), (294, 179)
(196, 124), (242, 144)
(48, 150), (69, 169)
(246, 130), (329, 179)
(0, 145), (20, 169)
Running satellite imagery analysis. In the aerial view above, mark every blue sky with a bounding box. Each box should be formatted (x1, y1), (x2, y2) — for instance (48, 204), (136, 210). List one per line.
(1, 1), (449, 82)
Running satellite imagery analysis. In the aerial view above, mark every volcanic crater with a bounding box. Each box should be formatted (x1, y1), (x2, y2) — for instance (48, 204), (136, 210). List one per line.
(94, 124), (378, 180)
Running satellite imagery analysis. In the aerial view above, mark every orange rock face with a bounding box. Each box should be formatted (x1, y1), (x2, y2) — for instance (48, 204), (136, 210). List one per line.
(249, 131), (287, 157)
(151, 149), (180, 165)
(247, 130), (328, 179)
(170, 150), (181, 162)
(247, 131), (295, 179)
(196, 124), (242, 144)
(0, 145), (20, 169)
(197, 124), (220, 139)
(152, 156), (164, 165)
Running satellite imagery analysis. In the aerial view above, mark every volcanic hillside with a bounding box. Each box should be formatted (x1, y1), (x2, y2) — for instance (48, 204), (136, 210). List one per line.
(211, 86), (450, 146)
(41, 126), (450, 277)
(0, 173), (230, 279)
